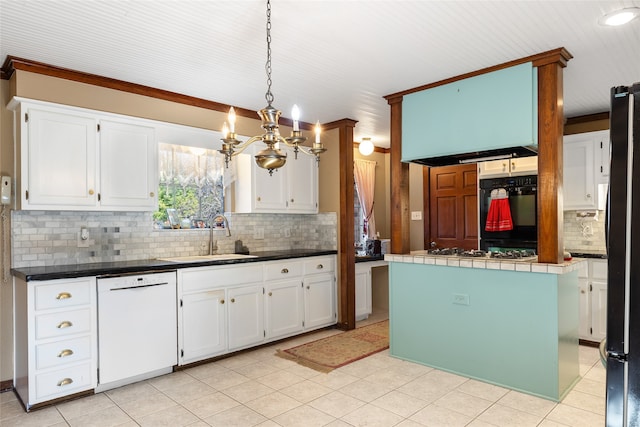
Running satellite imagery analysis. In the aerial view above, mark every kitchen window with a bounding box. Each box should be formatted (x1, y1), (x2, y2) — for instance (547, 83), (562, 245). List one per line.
(154, 143), (224, 229)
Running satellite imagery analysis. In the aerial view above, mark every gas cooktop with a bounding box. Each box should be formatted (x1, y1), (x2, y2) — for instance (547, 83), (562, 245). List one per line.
(425, 248), (536, 260)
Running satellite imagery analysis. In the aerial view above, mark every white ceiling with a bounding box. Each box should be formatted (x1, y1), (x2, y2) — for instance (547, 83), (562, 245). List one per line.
(1, 0), (639, 149)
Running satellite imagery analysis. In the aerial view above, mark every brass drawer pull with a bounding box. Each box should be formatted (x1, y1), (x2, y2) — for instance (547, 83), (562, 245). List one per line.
(316, 264), (324, 269)
(88, 189), (94, 195)
(56, 292), (72, 300)
(231, 298), (235, 303)
(281, 268), (289, 274)
(57, 349), (74, 358)
(220, 299), (225, 304)
(57, 321), (73, 329)
(268, 292), (273, 296)
(57, 378), (73, 387)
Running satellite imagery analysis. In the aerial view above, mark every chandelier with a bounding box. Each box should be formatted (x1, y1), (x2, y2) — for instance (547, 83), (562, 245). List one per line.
(219, 0), (326, 175)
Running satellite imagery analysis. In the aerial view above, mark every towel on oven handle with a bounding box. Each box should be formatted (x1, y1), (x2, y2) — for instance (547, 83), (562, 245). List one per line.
(485, 188), (513, 232)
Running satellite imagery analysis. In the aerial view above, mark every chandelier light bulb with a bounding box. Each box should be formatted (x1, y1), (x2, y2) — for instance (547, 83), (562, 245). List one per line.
(228, 107), (236, 134)
(315, 121), (321, 143)
(359, 137), (374, 156)
(221, 122), (229, 139)
(291, 104), (300, 131)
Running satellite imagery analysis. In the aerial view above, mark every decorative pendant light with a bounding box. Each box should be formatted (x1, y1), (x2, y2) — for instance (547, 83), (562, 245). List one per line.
(218, 0), (326, 175)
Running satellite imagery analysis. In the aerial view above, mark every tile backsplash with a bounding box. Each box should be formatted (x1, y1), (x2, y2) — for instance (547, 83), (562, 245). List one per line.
(11, 211), (337, 268)
(563, 210), (606, 254)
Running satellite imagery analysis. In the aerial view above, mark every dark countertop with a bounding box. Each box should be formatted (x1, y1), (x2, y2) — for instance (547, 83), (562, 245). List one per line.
(11, 249), (338, 282)
(569, 252), (608, 259)
(355, 254), (386, 263)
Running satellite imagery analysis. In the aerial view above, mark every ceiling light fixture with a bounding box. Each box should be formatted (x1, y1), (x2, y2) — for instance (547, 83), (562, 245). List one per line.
(219, 0), (326, 175)
(599, 7), (640, 26)
(358, 137), (374, 156)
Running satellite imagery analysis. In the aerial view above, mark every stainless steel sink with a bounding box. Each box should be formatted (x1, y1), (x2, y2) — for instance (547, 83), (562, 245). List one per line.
(158, 254), (258, 263)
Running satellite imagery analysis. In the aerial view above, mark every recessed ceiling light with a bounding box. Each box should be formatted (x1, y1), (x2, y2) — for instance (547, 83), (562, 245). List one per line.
(600, 7), (640, 26)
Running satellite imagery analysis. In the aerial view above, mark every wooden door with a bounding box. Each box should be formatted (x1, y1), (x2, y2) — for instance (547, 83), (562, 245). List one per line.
(425, 164), (478, 250)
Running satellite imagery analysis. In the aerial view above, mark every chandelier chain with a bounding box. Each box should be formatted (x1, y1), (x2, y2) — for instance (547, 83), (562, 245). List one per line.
(265, 0), (274, 105)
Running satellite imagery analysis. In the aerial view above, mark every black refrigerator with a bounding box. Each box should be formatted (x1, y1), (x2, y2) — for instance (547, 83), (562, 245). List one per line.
(606, 82), (640, 426)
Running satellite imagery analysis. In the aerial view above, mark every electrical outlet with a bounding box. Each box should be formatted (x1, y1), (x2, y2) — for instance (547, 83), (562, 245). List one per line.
(77, 227), (90, 248)
(284, 227), (291, 238)
(452, 293), (470, 306)
(254, 228), (264, 240)
(411, 211), (422, 220)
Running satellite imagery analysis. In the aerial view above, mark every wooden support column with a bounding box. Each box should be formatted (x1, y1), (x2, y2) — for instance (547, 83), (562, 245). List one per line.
(386, 96), (411, 254)
(534, 48), (572, 264)
(324, 118), (358, 331)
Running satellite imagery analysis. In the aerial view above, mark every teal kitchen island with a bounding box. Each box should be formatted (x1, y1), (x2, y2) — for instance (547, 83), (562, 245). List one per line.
(386, 252), (584, 401)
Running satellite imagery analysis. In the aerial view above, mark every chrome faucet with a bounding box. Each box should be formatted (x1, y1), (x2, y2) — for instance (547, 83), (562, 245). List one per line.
(209, 214), (231, 255)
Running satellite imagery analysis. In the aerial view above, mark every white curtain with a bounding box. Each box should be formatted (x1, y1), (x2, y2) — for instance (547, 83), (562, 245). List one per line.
(354, 159), (376, 239)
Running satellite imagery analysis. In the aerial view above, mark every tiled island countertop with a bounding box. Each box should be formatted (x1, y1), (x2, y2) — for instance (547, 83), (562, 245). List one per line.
(385, 250), (581, 402)
(384, 250), (586, 274)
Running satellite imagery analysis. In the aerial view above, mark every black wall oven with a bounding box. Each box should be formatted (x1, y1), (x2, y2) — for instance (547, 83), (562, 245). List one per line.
(479, 175), (537, 251)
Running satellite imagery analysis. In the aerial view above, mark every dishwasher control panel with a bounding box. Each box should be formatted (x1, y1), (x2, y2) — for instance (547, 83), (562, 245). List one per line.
(98, 271), (176, 291)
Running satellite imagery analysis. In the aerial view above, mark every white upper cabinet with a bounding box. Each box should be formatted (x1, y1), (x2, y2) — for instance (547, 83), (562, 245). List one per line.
(477, 156), (538, 179)
(22, 107), (98, 208)
(234, 145), (318, 214)
(11, 98), (158, 211)
(99, 120), (157, 209)
(563, 130), (609, 210)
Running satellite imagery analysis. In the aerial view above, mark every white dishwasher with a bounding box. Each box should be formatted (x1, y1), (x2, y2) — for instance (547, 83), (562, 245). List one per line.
(96, 271), (177, 392)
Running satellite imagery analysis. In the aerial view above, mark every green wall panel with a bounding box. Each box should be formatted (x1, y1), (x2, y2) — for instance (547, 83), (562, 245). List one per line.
(402, 63), (537, 161)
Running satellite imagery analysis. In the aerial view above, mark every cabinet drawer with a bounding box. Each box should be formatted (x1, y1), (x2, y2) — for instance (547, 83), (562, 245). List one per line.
(303, 257), (335, 275)
(181, 264), (263, 292)
(591, 260), (608, 281)
(35, 362), (93, 400)
(34, 279), (92, 311)
(265, 261), (303, 281)
(36, 336), (92, 370)
(35, 308), (92, 340)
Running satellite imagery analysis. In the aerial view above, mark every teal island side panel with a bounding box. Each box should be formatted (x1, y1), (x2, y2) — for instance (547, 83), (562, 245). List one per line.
(402, 62), (537, 161)
(388, 262), (578, 401)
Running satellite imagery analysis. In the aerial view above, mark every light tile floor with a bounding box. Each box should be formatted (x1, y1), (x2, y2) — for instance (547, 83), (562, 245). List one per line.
(0, 310), (605, 426)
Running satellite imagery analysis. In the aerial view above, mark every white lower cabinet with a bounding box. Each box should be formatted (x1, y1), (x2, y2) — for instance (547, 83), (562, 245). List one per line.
(265, 278), (304, 340)
(355, 263), (372, 321)
(178, 255), (336, 365)
(303, 256), (337, 329)
(304, 273), (336, 329)
(578, 258), (608, 342)
(180, 289), (226, 364)
(227, 284), (265, 351)
(13, 277), (97, 411)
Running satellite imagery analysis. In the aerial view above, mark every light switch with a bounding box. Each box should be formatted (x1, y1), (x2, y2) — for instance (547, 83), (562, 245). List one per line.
(411, 211), (422, 220)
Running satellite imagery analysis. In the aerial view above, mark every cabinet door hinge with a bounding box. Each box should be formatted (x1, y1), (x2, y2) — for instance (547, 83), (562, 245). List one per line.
(97, 123), (101, 132)
(97, 368), (100, 383)
(601, 141), (603, 149)
(180, 349), (184, 358)
(180, 299), (183, 307)
(97, 193), (101, 202)
(262, 287), (265, 295)
(25, 112), (29, 122)
(590, 327), (593, 335)
(601, 166), (603, 173)
(302, 320), (305, 328)
(263, 330), (266, 337)
(590, 284), (593, 292)
(25, 190), (29, 200)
